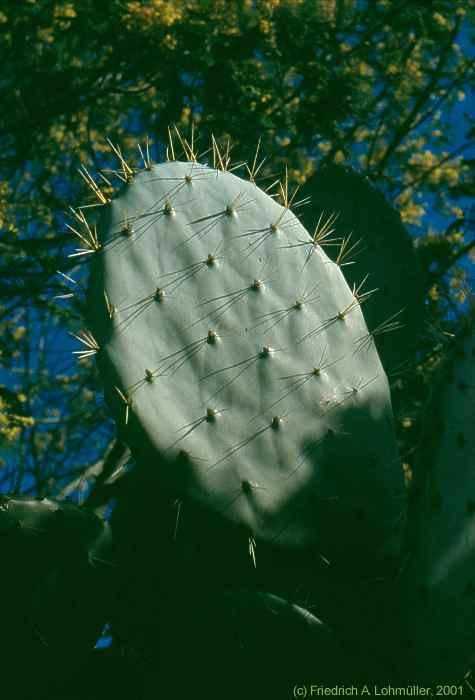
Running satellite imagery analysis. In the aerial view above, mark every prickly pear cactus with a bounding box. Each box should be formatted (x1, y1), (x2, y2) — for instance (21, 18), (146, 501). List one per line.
(82, 147), (404, 558)
(0, 495), (116, 698)
(298, 164), (424, 374)
(142, 588), (352, 700)
(392, 313), (475, 682)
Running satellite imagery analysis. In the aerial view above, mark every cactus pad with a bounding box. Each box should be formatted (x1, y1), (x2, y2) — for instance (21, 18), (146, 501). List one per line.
(0, 495), (116, 697)
(298, 164), (424, 373)
(85, 156), (404, 556)
(393, 316), (475, 682)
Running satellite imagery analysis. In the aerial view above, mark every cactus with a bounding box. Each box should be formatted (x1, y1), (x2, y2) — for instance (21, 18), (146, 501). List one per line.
(141, 588), (353, 699)
(0, 495), (116, 698)
(81, 142), (405, 562)
(32, 131), (475, 694)
(6, 113), (475, 695)
(390, 311), (475, 683)
(298, 164), (424, 374)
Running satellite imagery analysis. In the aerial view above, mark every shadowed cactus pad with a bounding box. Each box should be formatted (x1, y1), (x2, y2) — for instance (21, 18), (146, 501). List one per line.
(0, 495), (116, 698)
(298, 164), (424, 373)
(145, 589), (351, 699)
(86, 157), (404, 556)
(393, 314), (475, 682)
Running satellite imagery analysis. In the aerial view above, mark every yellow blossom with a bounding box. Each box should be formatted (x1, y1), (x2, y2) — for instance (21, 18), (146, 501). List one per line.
(162, 32), (177, 49)
(401, 203), (425, 225)
(125, 1), (183, 30)
(443, 166), (460, 186)
(0, 398), (34, 443)
(402, 462), (412, 487)
(433, 12), (449, 29)
(53, 3), (77, 19)
(448, 231), (464, 245)
(37, 27), (54, 43)
(82, 389), (94, 402)
(259, 19), (271, 33)
(333, 150), (345, 164)
(355, 128), (369, 142)
(13, 326), (26, 342)
(358, 154), (368, 168)
(395, 189), (425, 226)
(357, 61), (374, 77)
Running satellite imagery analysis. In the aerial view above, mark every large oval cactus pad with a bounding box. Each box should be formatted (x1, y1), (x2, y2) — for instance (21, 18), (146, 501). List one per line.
(86, 159), (404, 555)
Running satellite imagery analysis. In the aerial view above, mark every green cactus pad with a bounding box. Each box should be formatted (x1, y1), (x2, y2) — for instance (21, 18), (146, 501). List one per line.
(298, 164), (424, 373)
(0, 495), (116, 697)
(392, 316), (475, 682)
(86, 157), (404, 557)
(155, 589), (350, 697)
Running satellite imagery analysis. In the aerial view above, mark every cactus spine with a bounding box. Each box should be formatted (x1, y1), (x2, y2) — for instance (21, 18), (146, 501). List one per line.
(299, 164), (424, 374)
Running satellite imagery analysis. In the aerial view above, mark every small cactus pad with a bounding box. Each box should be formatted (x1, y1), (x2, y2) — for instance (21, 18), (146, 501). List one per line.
(0, 495), (116, 696)
(298, 164), (424, 373)
(86, 157), (404, 555)
(393, 317), (475, 682)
